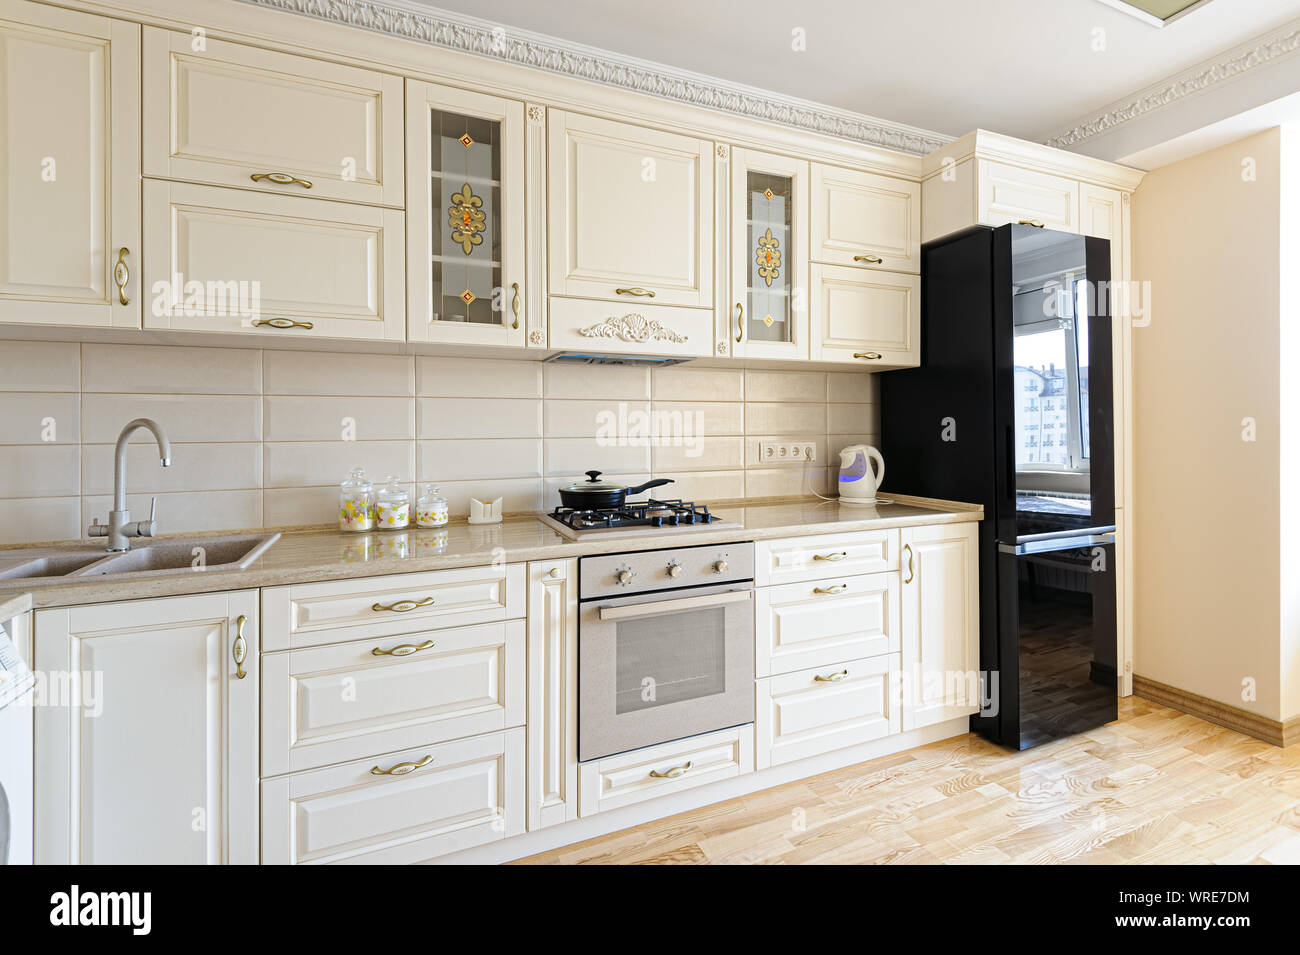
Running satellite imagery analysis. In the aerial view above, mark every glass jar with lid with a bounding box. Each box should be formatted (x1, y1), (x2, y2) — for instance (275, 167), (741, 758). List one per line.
(338, 467), (374, 532)
(416, 484), (449, 527)
(375, 475), (411, 530)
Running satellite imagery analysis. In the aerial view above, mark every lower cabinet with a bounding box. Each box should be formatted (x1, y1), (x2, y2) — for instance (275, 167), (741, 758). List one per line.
(34, 591), (259, 864)
(261, 728), (525, 864)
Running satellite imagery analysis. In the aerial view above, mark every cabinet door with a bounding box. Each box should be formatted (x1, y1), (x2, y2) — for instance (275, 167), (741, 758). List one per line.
(526, 559), (577, 831)
(34, 591), (258, 864)
(978, 161), (1079, 233)
(756, 572), (899, 678)
(731, 148), (809, 360)
(548, 110), (712, 308)
(0, 1), (139, 328)
(900, 523), (979, 731)
(142, 28), (403, 206)
(809, 264), (919, 367)
(142, 179), (405, 340)
(810, 164), (919, 274)
(406, 82), (526, 346)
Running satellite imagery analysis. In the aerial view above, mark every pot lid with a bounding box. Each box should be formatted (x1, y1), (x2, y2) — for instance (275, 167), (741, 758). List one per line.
(561, 470), (627, 493)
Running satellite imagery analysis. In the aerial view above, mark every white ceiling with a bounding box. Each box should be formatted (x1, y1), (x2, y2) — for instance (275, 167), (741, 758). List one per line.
(419, 0), (1300, 142)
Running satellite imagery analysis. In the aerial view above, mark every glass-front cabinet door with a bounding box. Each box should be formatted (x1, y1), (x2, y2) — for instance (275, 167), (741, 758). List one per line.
(406, 82), (525, 346)
(730, 149), (809, 360)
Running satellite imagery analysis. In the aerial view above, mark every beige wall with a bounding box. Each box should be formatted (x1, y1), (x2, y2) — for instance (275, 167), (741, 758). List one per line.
(1132, 128), (1286, 720)
(0, 341), (878, 545)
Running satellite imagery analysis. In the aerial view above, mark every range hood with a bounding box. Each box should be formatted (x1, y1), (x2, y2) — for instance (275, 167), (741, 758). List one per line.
(544, 352), (694, 367)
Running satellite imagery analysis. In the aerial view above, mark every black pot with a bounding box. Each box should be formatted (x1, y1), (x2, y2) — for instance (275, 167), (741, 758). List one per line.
(558, 471), (674, 510)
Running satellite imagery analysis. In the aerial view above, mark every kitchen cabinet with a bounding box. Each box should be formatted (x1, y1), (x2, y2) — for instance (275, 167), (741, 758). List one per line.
(809, 264), (919, 366)
(526, 558), (578, 830)
(756, 571), (899, 678)
(899, 522), (979, 731)
(406, 81), (527, 346)
(811, 163), (920, 274)
(755, 528), (899, 586)
(0, 0), (139, 328)
(142, 28), (404, 207)
(730, 148), (809, 360)
(142, 179), (405, 341)
(978, 160), (1079, 232)
(34, 591), (259, 864)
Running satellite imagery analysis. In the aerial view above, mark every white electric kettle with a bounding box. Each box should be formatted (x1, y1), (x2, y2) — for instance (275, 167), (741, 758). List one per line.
(837, 444), (885, 505)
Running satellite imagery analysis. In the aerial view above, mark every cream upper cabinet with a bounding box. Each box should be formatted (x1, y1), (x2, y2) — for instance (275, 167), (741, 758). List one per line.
(142, 28), (403, 207)
(0, 0), (139, 328)
(978, 160), (1079, 232)
(547, 110), (713, 308)
(730, 148), (809, 360)
(34, 591), (259, 864)
(811, 164), (920, 274)
(142, 179), (405, 340)
(406, 82), (526, 346)
(526, 559), (578, 831)
(900, 522), (980, 731)
(810, 264), (919, 366)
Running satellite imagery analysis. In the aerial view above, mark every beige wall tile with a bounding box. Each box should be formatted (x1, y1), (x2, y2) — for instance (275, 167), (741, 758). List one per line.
(744, 402), (825, 434)
(653, 469), (746, 503)
(418, 438), (542, 482)
(828, 402), (877, 434)
(434, 478), (545, 518)
(0, 394), (79, 444)
(264, 440), (414, 489)
(827, 372), (876, 403)
(264, 485), (336, 528)
(417, 357), (541, 398)
(652, 365), (744, 402)
(544, 361), (649, 400)
(543, 399), (648, 438)
(0, 342), (79, 392)
(83, 394), (262, 443)
(418, 397), (541, 439)
(0, 445), (79, 497)
(81, 490), (262, 536)
(744, 369), (827, 402)
(82, 442), (261, 495)
(652, 401), (743, 436)
(746, 466), (828, 498)
(264, 396), (415, 442)
(652, 436), (745, 472)
(545, 437), (651, 477)
(0, 497), (81, 545)
(263, 351), (414, 396)
(82, 343), (260, 394)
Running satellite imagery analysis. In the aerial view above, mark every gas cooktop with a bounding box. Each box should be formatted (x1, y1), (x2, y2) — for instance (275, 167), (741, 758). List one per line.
(539, 498), (742, 540)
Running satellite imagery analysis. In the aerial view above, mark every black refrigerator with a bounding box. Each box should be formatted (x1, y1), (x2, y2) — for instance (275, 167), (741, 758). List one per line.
(881, 223), (1118, 750)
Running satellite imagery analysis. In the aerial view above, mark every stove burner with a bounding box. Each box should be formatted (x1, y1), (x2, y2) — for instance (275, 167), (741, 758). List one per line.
(548, 498), (718, 531)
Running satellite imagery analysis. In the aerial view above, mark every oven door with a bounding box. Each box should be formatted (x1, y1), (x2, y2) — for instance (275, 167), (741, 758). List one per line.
(579, 584), (754, 762)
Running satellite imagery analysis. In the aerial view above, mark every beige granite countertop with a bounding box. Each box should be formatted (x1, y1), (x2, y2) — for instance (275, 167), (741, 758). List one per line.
(3, 495), (980, 609)
(0, 591), (32, 620)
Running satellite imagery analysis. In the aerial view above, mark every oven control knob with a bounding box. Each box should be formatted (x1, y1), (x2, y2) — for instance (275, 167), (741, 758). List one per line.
(667, 561), (683, 578)
(713, 559), (729, 574)
(617, 569), (635, 586)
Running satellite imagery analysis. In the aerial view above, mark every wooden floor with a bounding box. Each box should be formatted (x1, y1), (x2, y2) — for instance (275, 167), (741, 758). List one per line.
(516, 698), (1300, 864)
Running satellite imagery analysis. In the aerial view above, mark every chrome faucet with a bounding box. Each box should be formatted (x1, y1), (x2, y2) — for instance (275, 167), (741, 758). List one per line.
(88, 418), (173, 552)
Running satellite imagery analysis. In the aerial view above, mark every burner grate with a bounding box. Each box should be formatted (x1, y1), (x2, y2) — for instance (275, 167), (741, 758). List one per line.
(548, 498), (718, 531)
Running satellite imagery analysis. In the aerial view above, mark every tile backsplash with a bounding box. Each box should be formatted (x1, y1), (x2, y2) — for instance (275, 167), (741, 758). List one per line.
(0, 341), (878, 545)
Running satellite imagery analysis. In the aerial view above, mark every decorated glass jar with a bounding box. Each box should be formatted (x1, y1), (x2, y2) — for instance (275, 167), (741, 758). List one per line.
(338, 467), (374, 532)
(375, 475), (411, 530)
(416, 484), (449, 528)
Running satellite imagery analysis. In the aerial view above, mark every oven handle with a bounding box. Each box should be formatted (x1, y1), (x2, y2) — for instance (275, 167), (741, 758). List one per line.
(597, 589), (752, 622)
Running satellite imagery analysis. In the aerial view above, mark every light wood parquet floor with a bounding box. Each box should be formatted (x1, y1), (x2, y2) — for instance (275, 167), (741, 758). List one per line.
(516, 698), (1300, 864)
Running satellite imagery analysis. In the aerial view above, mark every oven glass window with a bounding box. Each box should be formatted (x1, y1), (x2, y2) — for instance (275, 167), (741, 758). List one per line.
(614, 607), (726, 713)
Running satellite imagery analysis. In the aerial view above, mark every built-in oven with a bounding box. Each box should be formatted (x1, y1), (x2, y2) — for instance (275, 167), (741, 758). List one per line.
(578, 543), (755, 763)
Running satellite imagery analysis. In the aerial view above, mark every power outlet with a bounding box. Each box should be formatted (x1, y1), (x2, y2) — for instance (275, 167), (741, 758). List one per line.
(760, 442), (817, 464)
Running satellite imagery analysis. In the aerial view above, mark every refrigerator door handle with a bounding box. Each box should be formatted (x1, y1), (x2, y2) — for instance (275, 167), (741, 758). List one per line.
(999, 532), (1115, 556)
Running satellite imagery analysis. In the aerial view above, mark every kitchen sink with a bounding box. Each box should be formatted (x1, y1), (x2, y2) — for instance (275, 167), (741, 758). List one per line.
(0, 533), (280, 586)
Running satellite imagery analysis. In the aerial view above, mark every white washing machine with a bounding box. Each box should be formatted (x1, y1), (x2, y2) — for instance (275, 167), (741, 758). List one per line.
(0, 607), (34, 866)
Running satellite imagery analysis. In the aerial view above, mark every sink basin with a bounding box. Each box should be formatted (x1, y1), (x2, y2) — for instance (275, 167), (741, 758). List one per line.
(0, 533), (280, 586)
(0, 553), (114, 581)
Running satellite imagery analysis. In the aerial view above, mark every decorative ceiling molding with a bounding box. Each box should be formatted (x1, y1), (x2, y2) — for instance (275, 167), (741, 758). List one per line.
(237, 0), (951, 156)
(1045, 16), (1300, 149)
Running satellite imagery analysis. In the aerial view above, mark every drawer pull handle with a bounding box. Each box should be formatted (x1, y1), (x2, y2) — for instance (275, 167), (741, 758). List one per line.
(253, 318), (315, 331)
(511, 281), (521, 329)
(371, 639), (435, 657)
(648, 760), (692, 779)
(614, 287), (656, 297)
(853, 352), (883, 360)
(371, 754), (434, 776)
(1018, 219), (1045, 228)
(813, 551), (847, 562)
(371, 597), (435, 613)
(903, 543), (914, 584)
(813, 584), (847, 595)
(814, 669), (849, 683)
(251, 171), (313, 189)
(853, 253), (883, 264)
(113, 248), (130, 305)
(232, 614), (248, 680)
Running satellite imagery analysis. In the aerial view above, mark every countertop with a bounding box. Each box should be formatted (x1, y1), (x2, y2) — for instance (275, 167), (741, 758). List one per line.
(2, 494), (981, 610)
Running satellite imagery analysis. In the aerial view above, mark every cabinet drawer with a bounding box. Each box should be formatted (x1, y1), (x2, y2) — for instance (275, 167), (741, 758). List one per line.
(262, 564), (524, 650)
(142, 180), (405, 341)
(548, 295), (713, 359)
(756, 529), (898, 586)
(756, 572), (899, 677)
(262, 619), (525, 776)
(143, 28), (403, 206)
(978, 161), (1079, 232)
(261, 729), (524, 864)
(756, 654), (899, 769)
(578, 725), (752, 818)
(811, 164), (920, 273)
(809, 264), (919, 366)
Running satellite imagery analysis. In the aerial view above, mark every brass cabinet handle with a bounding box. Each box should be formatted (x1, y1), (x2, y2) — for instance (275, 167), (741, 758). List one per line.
(511, 281), (521, 329)
(853, 352), (883, 360)
(734, 302), (744, 343)
(903, 543), (914, 584)
(853, 253), (884, 264)
(370, 754), (433, 776)
(615, 287), (655, 297)
(371, 596), (435, 613)
(813, 551), (847, 562)
(253, 318), (315, 330)
(814, 669), (849, 683)
(813, 584), (847, 595)
(648, 760), (692, 779)
(1018, 219), (1045, 228)
(113, 248), (130, 305)
(371, 639), (435, 657)
(233, 614), (248, 680)
(251, 171), (313, 189)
